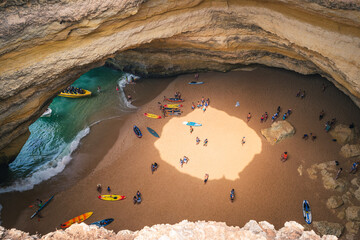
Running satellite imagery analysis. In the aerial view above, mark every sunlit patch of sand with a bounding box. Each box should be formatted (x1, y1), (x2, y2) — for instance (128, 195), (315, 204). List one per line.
(154, 107), (262, 180)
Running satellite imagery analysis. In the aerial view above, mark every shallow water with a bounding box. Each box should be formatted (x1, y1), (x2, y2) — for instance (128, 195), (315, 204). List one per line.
(0, 67), (137, 193)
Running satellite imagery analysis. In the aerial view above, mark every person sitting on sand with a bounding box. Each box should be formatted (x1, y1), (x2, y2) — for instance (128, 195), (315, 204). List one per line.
(183, 156), (189, 164)
(349, 162), (359, 174)
(204, 174), (209, 184)
(191, 102), (195, 110)
(180, 158), (184, 167)
(319, 110), (325, 120)
(203, 139), (208, 146)
(300, 90), (306, 99)
(281, 152), (288, 162)
(241, 137), (246, 146)
(196, 137), (200, 145)
(260, 115), (264, 123)
(247, 113), (251, 122)
(302, 134), (309, 140)
(230, 189), (235, 202)
(296, 89), (301, 97)
(205, 101), (209, 108)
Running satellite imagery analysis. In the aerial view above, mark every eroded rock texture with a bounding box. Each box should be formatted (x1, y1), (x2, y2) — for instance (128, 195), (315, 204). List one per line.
(0, 0), (360, 166)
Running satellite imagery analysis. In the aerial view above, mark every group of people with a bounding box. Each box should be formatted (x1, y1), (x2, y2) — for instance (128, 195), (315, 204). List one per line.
(195, 137), (208, 146)
(296, 89), (306, 99)
(191, 97), (210, 112)
(325, 118), (336, 132)
(133, 191), (142, 204)
(302, 133), (317, 141)
(180, 156), (189, 167)
(151, 162), (158, 174)
(270, 106), (292, 122)
(61, 86), (85, 94)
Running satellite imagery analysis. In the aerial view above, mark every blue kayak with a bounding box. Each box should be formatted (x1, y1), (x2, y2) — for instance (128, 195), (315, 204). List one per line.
(90, 218), (114, 227)
(303, 200), (312, 224)
(133, 125), (142, 138)
(147, 127), (160, 138)
(31, 195), (54, 219)
(188, 81), (204, 85)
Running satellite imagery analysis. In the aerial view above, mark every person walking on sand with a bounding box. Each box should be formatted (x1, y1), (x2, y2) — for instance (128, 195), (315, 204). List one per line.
(97, 184), (102, 194)
(230, 189), (235, 202)
(183, 156), (189, 164)
(203, 138), (208, 146)
(319, 110), (325, 120)
(260, 115), (264, 123)
(195, 73), (199, 80)
(204, 174), (209, 184)
(191, 102), (195, 110)
(296, 89), (301, 97)
(180, 158), (184, 168)
(335, 168), (343, 180)
(107, 186), (111, 194)
(196, 137), (200, 145)
(277, 106), (281, 114)
(349, 162), (359, 174)
(190, 126), (193, 134)
(247, 112), (251, 122)
(242, 137), (246, 146)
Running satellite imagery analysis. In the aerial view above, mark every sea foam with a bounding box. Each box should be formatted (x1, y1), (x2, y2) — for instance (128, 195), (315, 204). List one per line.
(117, 73), (139, 110)
(0, 127), (90, 193)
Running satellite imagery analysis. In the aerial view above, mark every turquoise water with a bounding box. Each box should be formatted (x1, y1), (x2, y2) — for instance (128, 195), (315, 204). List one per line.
(0, 67), (136, 192)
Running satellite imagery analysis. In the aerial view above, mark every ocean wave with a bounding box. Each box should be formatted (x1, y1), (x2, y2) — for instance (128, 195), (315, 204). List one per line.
(117, 73), (139, 110)
(0, 127), (90, 193)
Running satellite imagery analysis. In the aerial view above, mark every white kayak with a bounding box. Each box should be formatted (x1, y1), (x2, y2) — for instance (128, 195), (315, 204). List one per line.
(41, 108), (52, 117)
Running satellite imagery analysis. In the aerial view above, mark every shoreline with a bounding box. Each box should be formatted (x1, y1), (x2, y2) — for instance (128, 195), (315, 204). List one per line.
(2, 66), (360, 237)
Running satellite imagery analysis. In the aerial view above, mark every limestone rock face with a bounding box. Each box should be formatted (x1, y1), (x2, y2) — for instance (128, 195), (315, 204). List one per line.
(313, 221), (344, 238)
(0, 0), (360, 166)
(340, 144), (360, 158)
(261, 120), (295, 145)
(327, 196), (344, 209)
(346, 206), (360, 221)
(330, 124), (358, 145)
(345, 221), (360, 235)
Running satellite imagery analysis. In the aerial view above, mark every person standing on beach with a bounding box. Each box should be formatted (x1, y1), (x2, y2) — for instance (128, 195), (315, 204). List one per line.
(107, 186), (111, 194)
(204, 139), (208, 146)
(195, 73), (199, 80)
(97, 184), (102, 194)
(204, 174), (209, 184)
(180, 158), (184, 168)
(116, 85), (119, 92)
(319, 110), (325, 120)
(230, 189), (235, 202)
(242, 137), (246, 146)
(196, 137), (200, 145)
(247, 113), (251, 122)
(190, 126), (193, 134)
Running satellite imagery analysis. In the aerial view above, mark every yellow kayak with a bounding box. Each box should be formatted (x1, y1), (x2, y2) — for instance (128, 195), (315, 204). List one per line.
(164, 104), (183, 108)
(144, 113), (162, 119)
(60, 212), (93, 229)
(98, 195), (126, 201)
(58, 89), (92, 98)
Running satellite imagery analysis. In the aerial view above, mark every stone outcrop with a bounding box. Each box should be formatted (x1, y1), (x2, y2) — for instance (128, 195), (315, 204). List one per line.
(0, 0), (360, 166)
(330, 124), (359, 145)
(313, 221), (344, 238)
(0, 220), (338, 239)
(346, 206), (360, 221)
(327, 196), (344, 209)
(340, 144), (360, 158)
(261, 120), (296, 145)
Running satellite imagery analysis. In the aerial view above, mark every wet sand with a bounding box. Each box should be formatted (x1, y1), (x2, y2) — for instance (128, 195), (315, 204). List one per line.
(2, 66), (360, 237)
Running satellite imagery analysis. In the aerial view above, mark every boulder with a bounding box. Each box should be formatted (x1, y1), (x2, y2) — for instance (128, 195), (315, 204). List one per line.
(340, 144), (360, 158)
(312, 221), (344, 238)
(346, 206), (360, 221)
(351, 178), (360, 188)
(260, 121), (295, 145)
(337, 210), (346, 220)
(330, 124), (357, 145)
(345, 221), (360, 235)
(326, 196), (344, 209)
(354, 188), (360, 202)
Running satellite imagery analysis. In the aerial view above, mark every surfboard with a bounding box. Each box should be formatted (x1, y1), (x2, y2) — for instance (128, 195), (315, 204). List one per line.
(60, 212), (93, 229)
(303, 200), (312, 224)
(98, 195), (126, 201)
(133, 125), (142, 138)
(90, 218), (114, 227)
(164, 104), (183, 108)
(144, 113), (162, 119)
(147, 127), (160, 138)
(188, 81), (204, 85)
(182, 121), (202, 127)
(164, 98), (184, 102)
(30, 195), (54, 219)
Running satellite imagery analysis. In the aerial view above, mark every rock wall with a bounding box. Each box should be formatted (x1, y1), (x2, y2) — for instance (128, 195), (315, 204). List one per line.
(0, 0), (360, 166)
(0, 220), (338, 239)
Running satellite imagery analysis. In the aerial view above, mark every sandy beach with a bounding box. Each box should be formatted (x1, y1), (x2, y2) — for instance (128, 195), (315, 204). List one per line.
(2, 66), (360, 237)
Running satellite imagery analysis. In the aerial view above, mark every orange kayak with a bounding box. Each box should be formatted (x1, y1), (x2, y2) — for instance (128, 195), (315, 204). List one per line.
(60, 212), (93, 229)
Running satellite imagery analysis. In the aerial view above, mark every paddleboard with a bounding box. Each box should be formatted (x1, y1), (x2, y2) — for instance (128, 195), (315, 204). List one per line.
(169, 112), (182, 116)
(182, 121), (202, 127)
(144, 113), (162, 119)
(90, 218), (114, 227)
(188, 81), (204, 85)
(164, 104), (183, 108)
(165, 98), (184, 102)
(303, 200), (312, 224)
(98, 195), (126, 201)
(133, 125), (142, 138)
(30, 195), (54, 219)
(147, 127), (160, 138)
(40, 108), (52, 117)
(60, 212), (93, 229)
